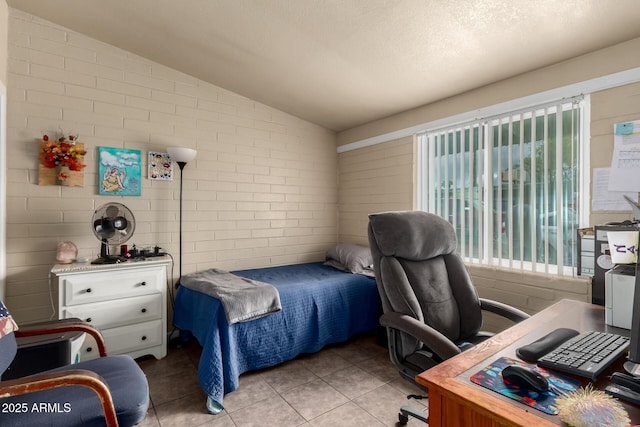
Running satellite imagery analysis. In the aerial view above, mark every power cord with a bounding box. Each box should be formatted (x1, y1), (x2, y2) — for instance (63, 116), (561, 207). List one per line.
(48, 268), (56, 320)
(164, 252), (176, 311)
(163, 252), (181, 343)
(407, 394), (428, 400)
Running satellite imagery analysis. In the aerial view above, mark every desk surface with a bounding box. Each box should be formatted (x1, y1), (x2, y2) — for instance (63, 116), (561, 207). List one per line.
(416, 299), (639, 427)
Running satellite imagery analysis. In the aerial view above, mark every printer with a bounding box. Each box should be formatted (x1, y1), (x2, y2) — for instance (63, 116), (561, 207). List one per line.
(600, 197), (640, 313)
(605, 264), (635, 330)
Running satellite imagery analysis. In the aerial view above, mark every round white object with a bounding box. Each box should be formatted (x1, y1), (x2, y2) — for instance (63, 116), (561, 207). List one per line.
(56, 241), (78, 264)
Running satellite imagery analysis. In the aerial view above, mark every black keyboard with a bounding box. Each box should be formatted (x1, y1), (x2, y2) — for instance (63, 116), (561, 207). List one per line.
(537, 330), (630, 380)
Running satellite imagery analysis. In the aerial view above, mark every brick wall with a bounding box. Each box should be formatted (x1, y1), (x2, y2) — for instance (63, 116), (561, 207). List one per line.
(590, 81), (640, 225)
(5, 10), (338, 323)
(337, 136), (414, 246)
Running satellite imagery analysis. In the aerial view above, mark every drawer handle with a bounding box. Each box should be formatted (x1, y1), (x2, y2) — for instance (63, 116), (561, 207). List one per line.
(86, 317), (92, 323)
(86, 288), (92, 293)
(141, 308), (147, 313)
(140, 281), (147, 287)
(141, 335), (147, 341)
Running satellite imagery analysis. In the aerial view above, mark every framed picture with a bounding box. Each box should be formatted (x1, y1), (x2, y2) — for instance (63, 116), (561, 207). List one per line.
(148, 152), (173, 181)
(98, 147), (142, 196)
(37, 138), (86, 187)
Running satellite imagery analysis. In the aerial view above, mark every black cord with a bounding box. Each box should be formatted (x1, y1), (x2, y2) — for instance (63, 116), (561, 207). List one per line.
(165, 252), (176, 312)
(407, 394), (427, 400)
(164, 252), (183, 343)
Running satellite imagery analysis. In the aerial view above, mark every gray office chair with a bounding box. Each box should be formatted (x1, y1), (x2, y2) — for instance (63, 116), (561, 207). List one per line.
(368, 210), (530, 424)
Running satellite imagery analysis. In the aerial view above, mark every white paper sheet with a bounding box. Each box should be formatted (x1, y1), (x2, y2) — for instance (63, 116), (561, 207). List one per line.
(592, 168), (638, 211)
(608, 120), (640, 192)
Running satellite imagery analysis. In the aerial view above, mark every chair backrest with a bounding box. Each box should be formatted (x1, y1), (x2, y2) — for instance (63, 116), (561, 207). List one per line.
(368, 211), (483, 357)
(0, 301), (18, 377)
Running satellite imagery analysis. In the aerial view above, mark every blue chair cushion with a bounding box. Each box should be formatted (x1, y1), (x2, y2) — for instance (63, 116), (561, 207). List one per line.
(0, 354), (149, 427)
(0, 331), (17, 375)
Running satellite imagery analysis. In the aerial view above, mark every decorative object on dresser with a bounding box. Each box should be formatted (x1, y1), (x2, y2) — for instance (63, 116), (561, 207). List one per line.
(91, 202), (135, 264)
(56, 241), (78, 264)
(167, 146), (197, 282)
(51, 257), (171, 361)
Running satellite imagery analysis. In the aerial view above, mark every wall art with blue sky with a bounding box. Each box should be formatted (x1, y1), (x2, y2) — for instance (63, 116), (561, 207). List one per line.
(98, 147), (142, 196)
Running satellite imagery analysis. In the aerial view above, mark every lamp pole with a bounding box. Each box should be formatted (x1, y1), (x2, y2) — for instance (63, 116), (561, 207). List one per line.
(176, 161), (186, 281)
(167, 147), (197, 349)
(167, 147), (197, 285)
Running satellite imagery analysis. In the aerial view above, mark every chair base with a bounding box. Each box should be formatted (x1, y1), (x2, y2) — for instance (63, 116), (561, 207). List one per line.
(399, 405), (428, 424)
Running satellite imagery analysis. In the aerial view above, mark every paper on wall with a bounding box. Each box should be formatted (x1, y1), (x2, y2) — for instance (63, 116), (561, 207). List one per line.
(592, 168), (638, 211)
(608, 120), (640, 192)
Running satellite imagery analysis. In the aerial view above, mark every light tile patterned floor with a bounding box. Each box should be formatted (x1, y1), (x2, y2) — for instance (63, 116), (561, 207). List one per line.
(136, 333), (428, 426)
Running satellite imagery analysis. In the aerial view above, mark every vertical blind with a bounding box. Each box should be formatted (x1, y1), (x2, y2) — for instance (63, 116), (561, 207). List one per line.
(417, 97), (583, 275)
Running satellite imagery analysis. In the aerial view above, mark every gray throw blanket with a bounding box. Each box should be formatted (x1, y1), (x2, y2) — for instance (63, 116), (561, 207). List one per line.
(180, 269), (281, 324)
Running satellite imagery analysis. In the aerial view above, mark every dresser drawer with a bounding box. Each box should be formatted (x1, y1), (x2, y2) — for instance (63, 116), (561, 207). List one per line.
(62, 294), (162, 329)
(80, 319), (163, 360)
(62, 267), (164, 306)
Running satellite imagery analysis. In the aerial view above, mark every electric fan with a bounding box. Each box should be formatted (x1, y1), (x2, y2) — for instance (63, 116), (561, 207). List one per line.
(91, 202), (136, 264)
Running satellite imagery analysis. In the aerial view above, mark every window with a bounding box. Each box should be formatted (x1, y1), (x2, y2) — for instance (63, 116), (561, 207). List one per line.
(417, 97), (585, 275)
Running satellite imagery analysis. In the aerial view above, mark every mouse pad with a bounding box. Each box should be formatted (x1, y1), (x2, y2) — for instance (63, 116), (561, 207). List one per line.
(470, 356), (580, 415)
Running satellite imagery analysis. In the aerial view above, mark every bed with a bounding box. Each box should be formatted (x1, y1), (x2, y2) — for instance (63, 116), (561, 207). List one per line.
(172, 248), (380, 413)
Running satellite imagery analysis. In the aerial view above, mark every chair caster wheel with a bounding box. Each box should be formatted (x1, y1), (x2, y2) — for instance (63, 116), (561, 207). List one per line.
(399, 412), (409, 424)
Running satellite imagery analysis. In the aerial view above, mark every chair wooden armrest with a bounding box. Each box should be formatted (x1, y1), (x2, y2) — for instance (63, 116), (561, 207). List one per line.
(0, 369), (118, 427)
(14, 319), (108, 357)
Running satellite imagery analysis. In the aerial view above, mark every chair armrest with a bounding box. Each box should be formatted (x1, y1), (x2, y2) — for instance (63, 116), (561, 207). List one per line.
(0, 369), (118, 427)
(15, 318), (108, 357)
(380, 312), (461, 360)
(479, 298), (530, 323)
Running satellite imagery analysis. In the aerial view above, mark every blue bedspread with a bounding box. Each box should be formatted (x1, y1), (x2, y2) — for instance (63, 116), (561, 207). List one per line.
(173, 262), (380, 411)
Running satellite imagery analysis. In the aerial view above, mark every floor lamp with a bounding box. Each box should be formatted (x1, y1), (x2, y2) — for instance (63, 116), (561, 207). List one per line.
(167, 147), (197, 283)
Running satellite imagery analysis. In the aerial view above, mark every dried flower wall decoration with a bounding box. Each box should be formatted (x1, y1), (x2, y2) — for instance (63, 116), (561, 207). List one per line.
(38, 132), (86, 187)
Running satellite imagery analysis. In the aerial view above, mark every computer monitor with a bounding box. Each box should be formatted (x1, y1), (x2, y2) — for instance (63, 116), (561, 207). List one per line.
(623, 253), (640, 376)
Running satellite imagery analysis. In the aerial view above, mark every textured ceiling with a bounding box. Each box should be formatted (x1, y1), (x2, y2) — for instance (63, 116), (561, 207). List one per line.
(7, 0), (640, 131)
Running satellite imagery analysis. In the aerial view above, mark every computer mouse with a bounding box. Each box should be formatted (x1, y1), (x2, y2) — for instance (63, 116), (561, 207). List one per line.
(502, 365), (549, 392)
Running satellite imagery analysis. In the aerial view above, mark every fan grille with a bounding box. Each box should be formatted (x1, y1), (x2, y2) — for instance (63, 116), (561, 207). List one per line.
(91, 203), (135, 263)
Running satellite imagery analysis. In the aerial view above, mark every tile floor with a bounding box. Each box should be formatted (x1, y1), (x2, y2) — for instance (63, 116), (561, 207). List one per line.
(135, 333), (429, 426)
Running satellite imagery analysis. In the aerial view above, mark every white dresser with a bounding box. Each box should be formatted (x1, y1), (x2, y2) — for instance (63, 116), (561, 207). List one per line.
(51, 257), (170, 361)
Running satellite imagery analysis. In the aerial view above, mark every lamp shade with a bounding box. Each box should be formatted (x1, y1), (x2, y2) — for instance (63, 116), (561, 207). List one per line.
(167, 147), (197, 163)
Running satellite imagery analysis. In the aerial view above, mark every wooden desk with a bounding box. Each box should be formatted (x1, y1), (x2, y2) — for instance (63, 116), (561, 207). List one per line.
(416, 299), (639, 426)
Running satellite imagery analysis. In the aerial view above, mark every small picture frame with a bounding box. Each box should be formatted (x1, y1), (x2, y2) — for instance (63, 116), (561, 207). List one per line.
(148, 152), (173, 181)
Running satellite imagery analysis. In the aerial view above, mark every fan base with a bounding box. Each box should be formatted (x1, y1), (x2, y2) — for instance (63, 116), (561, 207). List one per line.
(91, 255), (127, 265)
